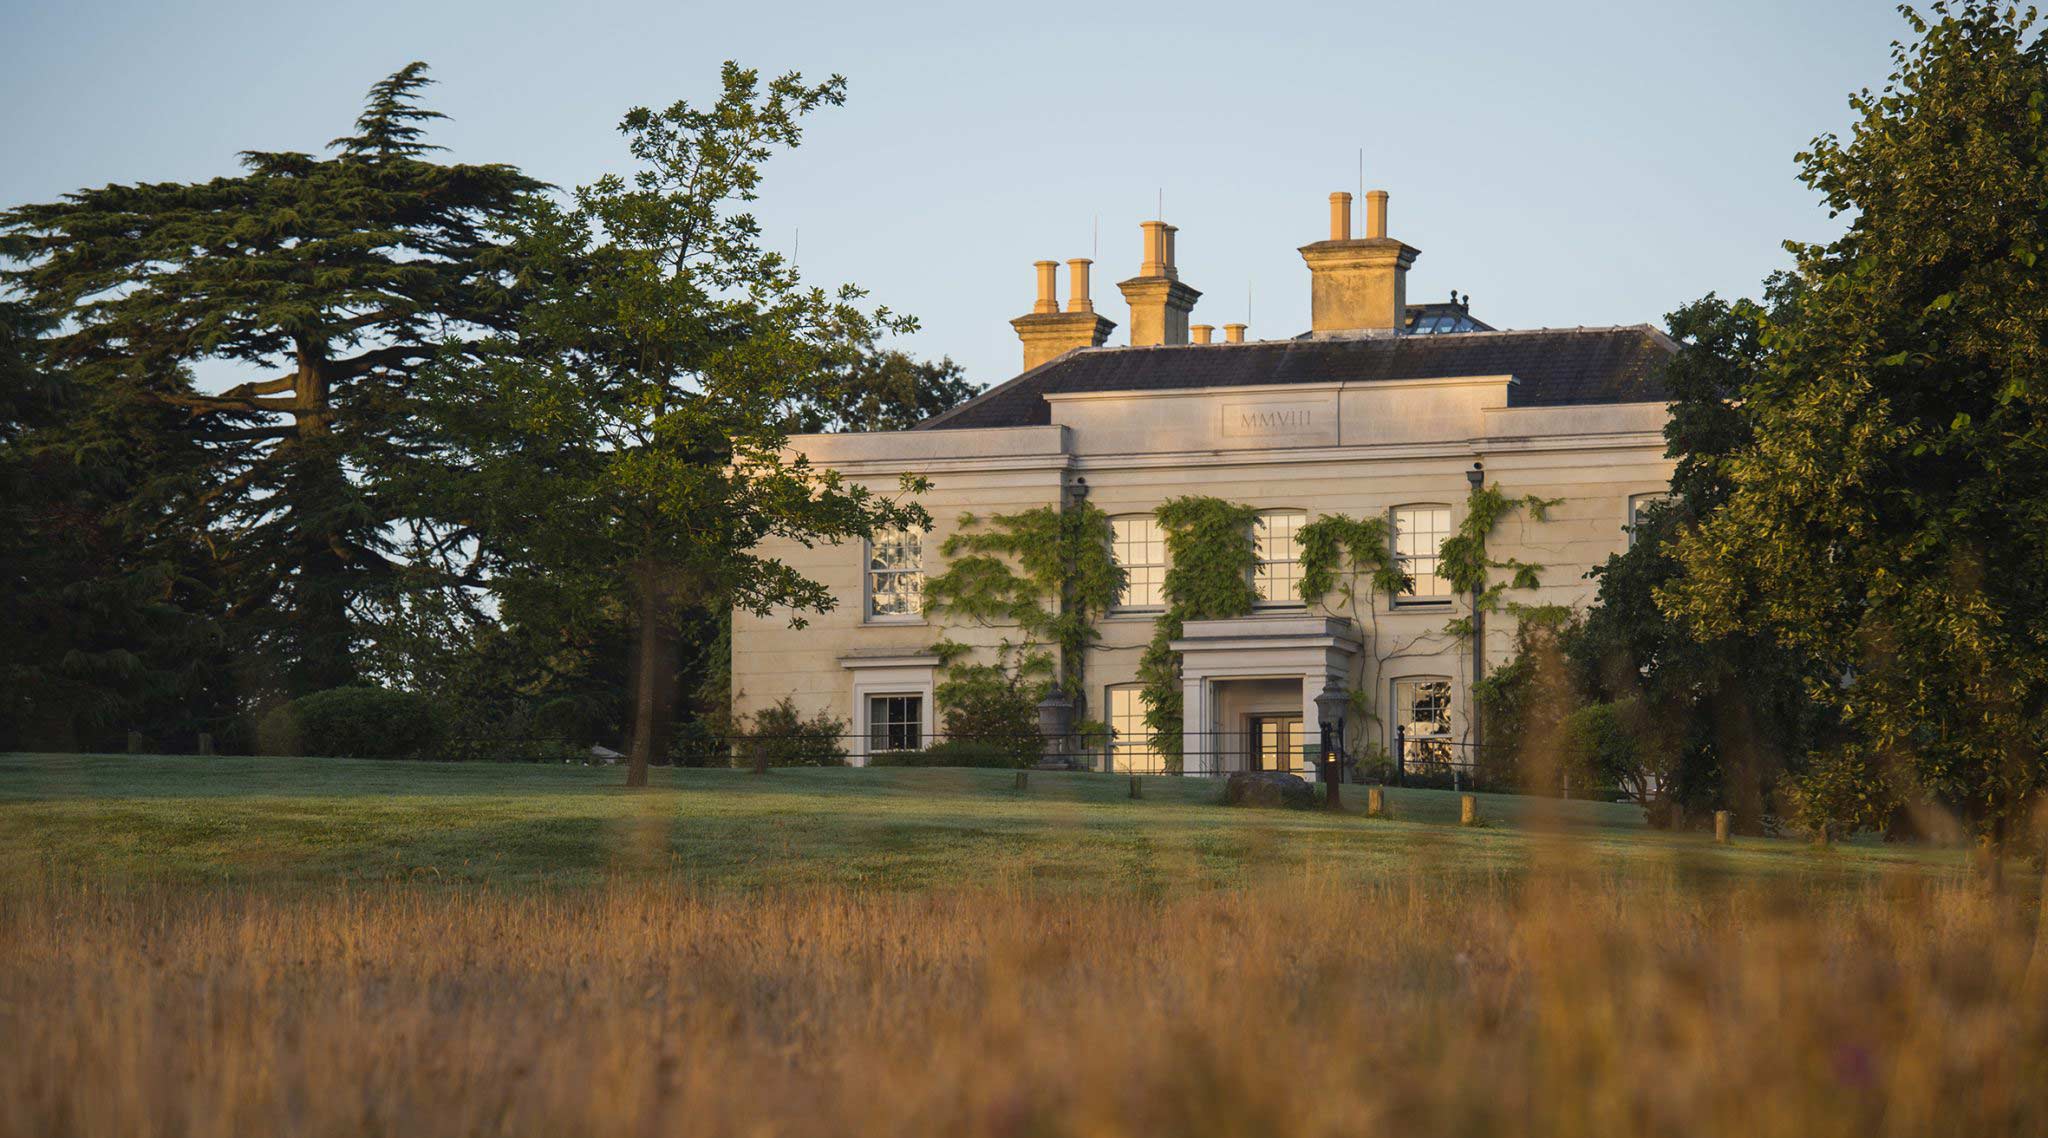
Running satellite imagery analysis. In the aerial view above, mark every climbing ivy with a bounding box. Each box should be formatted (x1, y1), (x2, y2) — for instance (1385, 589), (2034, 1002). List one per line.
(1298, 513), (1408, 607)
(922, 501), (1123, 718)
(1137, 496), (1261, 768)
(1439, 482), (1561, 637)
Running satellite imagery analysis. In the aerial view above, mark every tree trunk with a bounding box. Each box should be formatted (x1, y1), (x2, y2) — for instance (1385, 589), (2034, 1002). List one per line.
(624, 562), (681, 788)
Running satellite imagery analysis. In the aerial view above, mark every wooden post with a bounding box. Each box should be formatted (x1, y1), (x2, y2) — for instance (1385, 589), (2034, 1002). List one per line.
(1128, 775), (1142, 800)
(1714, 810), (1731, 845)
(197, 732), (214, 756)
(1015, 770), (1029, 791)
(1367, 786), (1385, 817)
(126, 731), (144, 754)
(752, 750), (769, 776)
(1460, 793), (1478, 827)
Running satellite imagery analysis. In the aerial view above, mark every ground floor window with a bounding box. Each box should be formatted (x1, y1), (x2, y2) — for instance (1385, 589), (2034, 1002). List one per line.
(1392, 677), (1454, 773)
(867, 694), (923, 753)
(1105, 685), (1164, 773)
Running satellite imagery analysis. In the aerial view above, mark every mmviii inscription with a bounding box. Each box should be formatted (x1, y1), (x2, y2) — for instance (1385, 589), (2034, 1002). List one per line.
(1219, 399), (1333, 442)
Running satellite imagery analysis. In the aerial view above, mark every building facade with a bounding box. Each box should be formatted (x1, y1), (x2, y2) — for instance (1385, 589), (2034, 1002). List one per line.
(732, 191), (1677, 777)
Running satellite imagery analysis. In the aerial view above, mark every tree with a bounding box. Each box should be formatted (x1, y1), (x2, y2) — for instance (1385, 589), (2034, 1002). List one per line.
(0, 63), (542, 699)
(1661, 3), (2048, 862)
(416, 64), (931, 786)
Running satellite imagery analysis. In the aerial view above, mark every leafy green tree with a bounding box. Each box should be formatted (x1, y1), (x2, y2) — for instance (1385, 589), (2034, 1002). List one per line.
(416, 64), (930, 786)
(1662, 3), (2048, 860)
(1, 63), (541, 699)
(0, 301), (231, 750)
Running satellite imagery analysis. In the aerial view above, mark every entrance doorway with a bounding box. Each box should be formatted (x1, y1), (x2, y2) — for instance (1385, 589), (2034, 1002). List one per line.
(1248, 715), (1304, 773)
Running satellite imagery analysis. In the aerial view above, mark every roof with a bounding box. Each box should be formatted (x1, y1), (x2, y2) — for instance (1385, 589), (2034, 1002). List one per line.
(918, 325), (1678, 431)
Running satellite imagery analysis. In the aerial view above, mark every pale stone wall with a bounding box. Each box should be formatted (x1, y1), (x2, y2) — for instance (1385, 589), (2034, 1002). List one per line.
(729, 376), (1675, 762)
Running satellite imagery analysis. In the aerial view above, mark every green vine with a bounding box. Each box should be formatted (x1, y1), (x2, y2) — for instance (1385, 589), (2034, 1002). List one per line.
(1296, 513), (1411, 745)
(1137, 496), (1261, 769)
(922, 501), (1122, 716)
(1438, 482), (1562, 637)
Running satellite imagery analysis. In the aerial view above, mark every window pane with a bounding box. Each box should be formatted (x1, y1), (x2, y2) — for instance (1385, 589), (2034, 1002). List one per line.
(1627, 494), (1669, 547)
(868, 695), (922, 752)
(1111, 516), (1167, 610)
(1393, 506), (1452, 601)
(867, 528), (925, 619)
(1252, 511), (1305, 604)
(1393, 678), (1454, 770)
(1106, 685), (1163, 774)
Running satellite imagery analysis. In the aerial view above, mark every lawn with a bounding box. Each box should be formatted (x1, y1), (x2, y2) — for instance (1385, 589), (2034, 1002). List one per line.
(0, 752), (1964, 892)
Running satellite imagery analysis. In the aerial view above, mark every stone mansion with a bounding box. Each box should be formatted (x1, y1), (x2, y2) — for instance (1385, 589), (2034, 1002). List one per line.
(731, 190), (1676, 776)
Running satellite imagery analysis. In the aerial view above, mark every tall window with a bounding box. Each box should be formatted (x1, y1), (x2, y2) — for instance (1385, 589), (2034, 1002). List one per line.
(1111, 515), (1167, 610)
(1392, 677), (1453, 771)
(1627, 493), (1670, 548)
(1251, 510), (1306, 605)
(1105, 685), (1163, 774)
(866, 527), (924, 620)
(867, 695), (923, 752)
(1392, 505), (1452, 604)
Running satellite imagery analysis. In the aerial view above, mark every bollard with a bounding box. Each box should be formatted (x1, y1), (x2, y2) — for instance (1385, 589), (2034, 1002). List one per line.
(1128, 775), (1142, 800)
(127, 731), (144, 754)
(1367, 786), (1385, 817)
(1015, 770), (1029, 791)
(752, 752), (769, 776)
(197, 732), (214, 756)
(1460, 793), (1478, 827)
(1714, 810), (1731, 845)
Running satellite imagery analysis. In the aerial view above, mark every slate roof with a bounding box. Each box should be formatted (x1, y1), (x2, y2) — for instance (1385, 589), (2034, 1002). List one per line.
(917, 325), (1676, 431)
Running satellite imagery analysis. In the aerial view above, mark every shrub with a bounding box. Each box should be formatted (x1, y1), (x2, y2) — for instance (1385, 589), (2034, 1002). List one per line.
(255, 686), (447, 760)
(935, 663), (1042, 766)
(867, 739), (1029, 769)
(732, 698), (847, 768)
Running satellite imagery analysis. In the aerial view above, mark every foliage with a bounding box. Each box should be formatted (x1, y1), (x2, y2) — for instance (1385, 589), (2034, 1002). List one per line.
(1661, 3), (2048, 851)
(1297, 513), (1408, 608)
(1437, 482), (1558, 638)
(255, 685), (447, 760)
(923, 501), (1122, 711)
(0, 63), (542, 698)
(865, 739), (1030, 768)
(932, 661), (1042, 764)
(412, 63), (930, 786)
(731, 697), (847, 767)
(1137, 497), (1260, 768)
(1560, 699), (1680, 812)
(787, 349), (980, 433)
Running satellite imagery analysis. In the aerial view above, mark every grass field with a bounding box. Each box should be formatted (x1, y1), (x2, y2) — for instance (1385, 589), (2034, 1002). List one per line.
(0, 753), (1967, 892)
(4, 753), (2041, 1137)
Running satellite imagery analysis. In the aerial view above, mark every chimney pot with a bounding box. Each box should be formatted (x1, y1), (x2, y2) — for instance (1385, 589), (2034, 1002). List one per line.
(1033, 260), (1060, 314)
(1191, 324), (1214, 344)
(1065, 259), (1094, 313)
(1223, 323), (1246, 343)
(1365, 189), (1389, 239)
(1329, 192), (1354, 241)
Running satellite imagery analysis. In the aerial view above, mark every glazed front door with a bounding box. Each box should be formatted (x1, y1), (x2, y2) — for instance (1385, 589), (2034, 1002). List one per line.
(1248, 715), (1304, 773)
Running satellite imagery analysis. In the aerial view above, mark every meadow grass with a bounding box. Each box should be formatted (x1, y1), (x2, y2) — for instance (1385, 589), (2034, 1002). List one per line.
(3, 754), (2041, 1136)
(0, 753), (1965, 892)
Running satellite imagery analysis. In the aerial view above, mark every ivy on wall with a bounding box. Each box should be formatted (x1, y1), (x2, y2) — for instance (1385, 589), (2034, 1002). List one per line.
(1439, 482), (1562, 638)
(1137, 496), (1260, 768)
(1296, 512), (1410, 752)
(922, 501), (1123, 730)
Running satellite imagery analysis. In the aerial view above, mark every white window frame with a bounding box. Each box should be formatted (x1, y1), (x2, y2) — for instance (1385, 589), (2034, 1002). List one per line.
(1110, 515), (1168, 612)
(1391, 675), (1455, 769)
(864, 527), (926, 623)
(842, 654), (937, 766)
(1250, 509), (1308, 607)
(1391, 504), (1454, 606)
(1104, 683), (1164, 774)
(1626, 492), (1670, 548)
(865, 694), (925, 754)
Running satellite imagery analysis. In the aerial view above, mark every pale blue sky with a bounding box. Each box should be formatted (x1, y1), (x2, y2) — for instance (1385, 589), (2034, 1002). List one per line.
(4, 0), (1904, 387)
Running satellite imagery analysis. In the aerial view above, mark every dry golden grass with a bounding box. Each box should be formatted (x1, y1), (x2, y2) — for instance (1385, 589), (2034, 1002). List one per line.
(3, 870), (2044, 1138)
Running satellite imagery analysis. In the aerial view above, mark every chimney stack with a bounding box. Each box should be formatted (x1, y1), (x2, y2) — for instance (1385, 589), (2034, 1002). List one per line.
(1223, 323), (1246, 344)
(1298, 188), (1419, 336)
(1118, 219), (1201, 346)
(1191, 324), (1214, 344)
(1065, 259), (1095, 313)
(1013, 259), (1116, 371)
